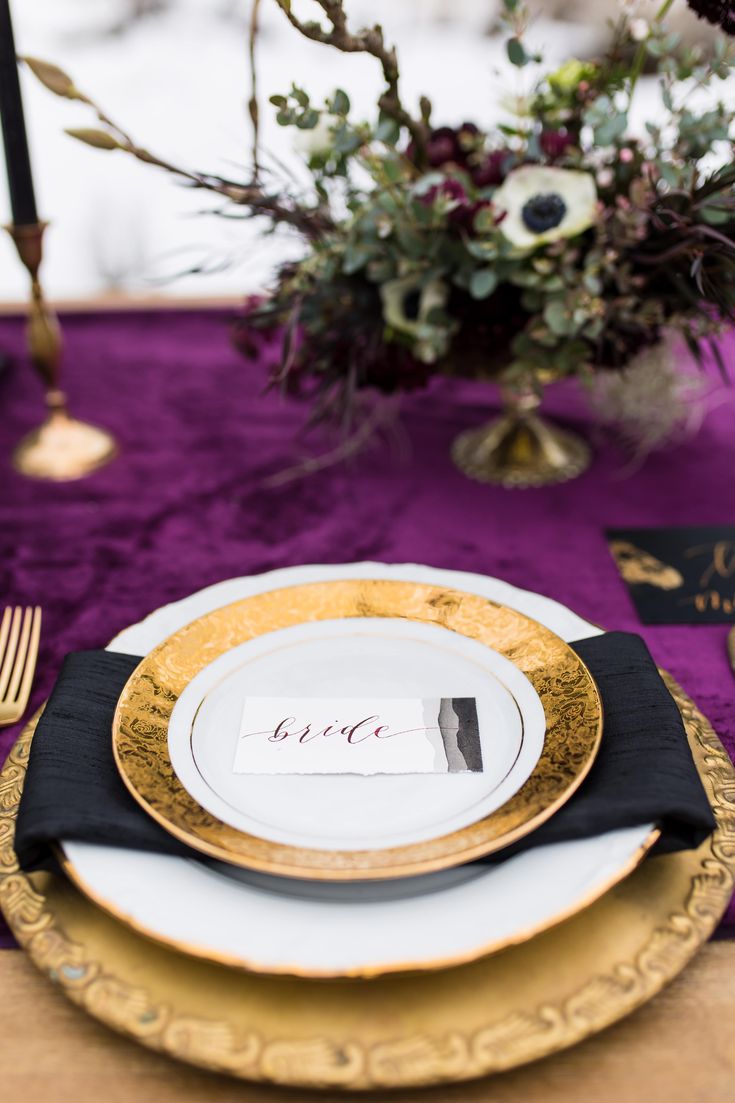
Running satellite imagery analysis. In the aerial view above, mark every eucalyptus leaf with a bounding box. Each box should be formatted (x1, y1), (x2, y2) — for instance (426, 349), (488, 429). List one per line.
(412, 172), (445, 197)
(413, 201), (434, 226)
(396, 226), (426, 257)
(594, 112), (628, 146)
(342, 245), (373, 274)
(544, 299), (573, 336)
(469, 268), (499, 300)
(295, 109), (320, 130)
(473, 206), (499, 235)
(658, 161), (680, 187)
(375, 116), (400, 145)
(382, 158), (404, 184)
(367, 257), (394, 282)
(506, 38), (528, 68)
(333, 126), (362, 155)
(464, 239), (498, 260)
(329, 89), (350, 116)
(700, 206), (732, 226)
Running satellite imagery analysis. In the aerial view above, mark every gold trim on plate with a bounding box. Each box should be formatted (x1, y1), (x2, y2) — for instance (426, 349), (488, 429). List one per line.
(0, 675), (733, 1090)
(112, 579), (604, 879)
(56, 824), (661, 979)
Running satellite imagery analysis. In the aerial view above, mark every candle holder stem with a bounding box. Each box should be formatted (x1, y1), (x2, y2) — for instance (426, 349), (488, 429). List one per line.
(7, 222), (116, 480)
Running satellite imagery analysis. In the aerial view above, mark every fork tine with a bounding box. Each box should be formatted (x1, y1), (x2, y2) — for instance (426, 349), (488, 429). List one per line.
(0, 608), (11, 668)
(14, 607), (41, 715)
(0, 607), (21, 700)
(6, 607), (32, 704)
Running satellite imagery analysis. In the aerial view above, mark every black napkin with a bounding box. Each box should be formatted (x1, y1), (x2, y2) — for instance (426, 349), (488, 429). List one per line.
(14, 633), (715, 873)
(15, 651), (192, 869)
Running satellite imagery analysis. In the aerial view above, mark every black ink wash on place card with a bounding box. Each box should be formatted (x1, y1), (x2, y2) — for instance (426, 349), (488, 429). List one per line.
(607, 525), (735, 624)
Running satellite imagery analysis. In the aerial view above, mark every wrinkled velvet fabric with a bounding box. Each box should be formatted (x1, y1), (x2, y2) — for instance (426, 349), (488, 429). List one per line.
(0, 308), (733, 947)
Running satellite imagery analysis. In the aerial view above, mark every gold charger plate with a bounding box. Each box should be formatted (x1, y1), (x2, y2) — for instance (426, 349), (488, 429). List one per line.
(111, 579), (603, 880)
(0, 675), (733, 1090)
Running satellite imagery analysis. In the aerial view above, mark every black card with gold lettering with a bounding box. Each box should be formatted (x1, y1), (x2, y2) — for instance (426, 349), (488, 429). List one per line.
(607, 526), (735, 623)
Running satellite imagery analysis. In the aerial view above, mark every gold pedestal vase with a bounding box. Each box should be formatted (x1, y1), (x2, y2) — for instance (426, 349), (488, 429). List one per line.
(452, 381), (591, 489)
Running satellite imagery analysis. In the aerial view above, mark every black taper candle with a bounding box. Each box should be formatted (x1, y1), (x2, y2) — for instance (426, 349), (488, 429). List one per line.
(0, 0), (37, 226)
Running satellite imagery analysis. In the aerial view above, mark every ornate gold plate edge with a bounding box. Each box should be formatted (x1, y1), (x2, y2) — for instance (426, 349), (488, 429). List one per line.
(111, 579), (604, 879)
(0, 673), (733, 1090)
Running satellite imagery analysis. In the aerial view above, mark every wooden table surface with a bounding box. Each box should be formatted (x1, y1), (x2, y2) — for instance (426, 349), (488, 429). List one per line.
(1, 942), (734, 1103)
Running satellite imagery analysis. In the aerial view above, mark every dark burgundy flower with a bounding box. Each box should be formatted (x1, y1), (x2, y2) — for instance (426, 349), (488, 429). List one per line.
(422, 177), (468, 206)
(425, 126), (463, 167)
(407, 123), (488, 170)
(471, 150), (509, 188)
(420, 178), (495, 235)
(539, 128), (572, 161)
(451, 199), (494, 233)
(686, 0), (735, 33)
(456, 121), (480, 154)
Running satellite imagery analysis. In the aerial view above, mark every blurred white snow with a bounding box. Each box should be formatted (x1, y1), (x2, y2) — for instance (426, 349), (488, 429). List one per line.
(0, 0), (727, 302)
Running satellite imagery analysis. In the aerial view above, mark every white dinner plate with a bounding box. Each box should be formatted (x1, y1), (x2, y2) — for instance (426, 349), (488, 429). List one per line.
(60, 563), (657, 978)
(168, 614), (546, 851)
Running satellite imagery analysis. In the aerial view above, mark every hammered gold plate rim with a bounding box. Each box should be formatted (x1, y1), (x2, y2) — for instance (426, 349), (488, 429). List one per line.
(0, 675), (732, 1091)
(111, 579), (604, 879)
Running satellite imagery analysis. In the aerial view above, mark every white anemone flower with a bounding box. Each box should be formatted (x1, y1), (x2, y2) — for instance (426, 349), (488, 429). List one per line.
(493, 166), (599, 251)
(293, 113), (341, 158)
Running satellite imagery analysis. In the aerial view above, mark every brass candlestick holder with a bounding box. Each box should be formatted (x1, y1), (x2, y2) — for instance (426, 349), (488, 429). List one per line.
(7, 222), (116, 480)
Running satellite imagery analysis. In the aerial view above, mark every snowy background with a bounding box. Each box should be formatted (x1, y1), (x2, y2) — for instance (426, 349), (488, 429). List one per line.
(0, 0), (728, 303)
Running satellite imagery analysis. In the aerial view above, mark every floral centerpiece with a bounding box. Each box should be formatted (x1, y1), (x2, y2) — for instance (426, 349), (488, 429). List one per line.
(26, 0), (735, 485)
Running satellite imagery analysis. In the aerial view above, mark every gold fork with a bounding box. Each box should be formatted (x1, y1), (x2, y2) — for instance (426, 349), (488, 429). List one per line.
(0, 607), (42, 727)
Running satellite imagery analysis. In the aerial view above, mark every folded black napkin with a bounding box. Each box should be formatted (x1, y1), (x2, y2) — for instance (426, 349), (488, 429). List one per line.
(14, 633), (715, 873)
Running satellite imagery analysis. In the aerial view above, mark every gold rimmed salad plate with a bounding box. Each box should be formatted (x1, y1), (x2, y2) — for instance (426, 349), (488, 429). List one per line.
(112, 578), (603, 880)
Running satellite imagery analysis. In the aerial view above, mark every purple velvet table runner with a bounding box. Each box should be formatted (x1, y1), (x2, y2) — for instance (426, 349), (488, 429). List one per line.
(1, 307), (733, 948)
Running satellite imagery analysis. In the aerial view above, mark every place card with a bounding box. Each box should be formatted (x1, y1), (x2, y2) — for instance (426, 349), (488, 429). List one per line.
(607, 525), (735, 623)
(233, 695), (483, 775)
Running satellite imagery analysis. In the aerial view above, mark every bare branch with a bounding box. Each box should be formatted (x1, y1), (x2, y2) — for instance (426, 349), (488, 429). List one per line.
(272, 0), (427, 164)
(262, 397), (396, 488)
(248, 0), (263, 180)
(24, 51), (334, 236)
(101, 129), (331, 236)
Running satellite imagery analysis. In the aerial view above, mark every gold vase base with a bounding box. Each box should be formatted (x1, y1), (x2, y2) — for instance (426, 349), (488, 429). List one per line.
(12, 409), (117, 481)
(452, 411), (591, 488)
